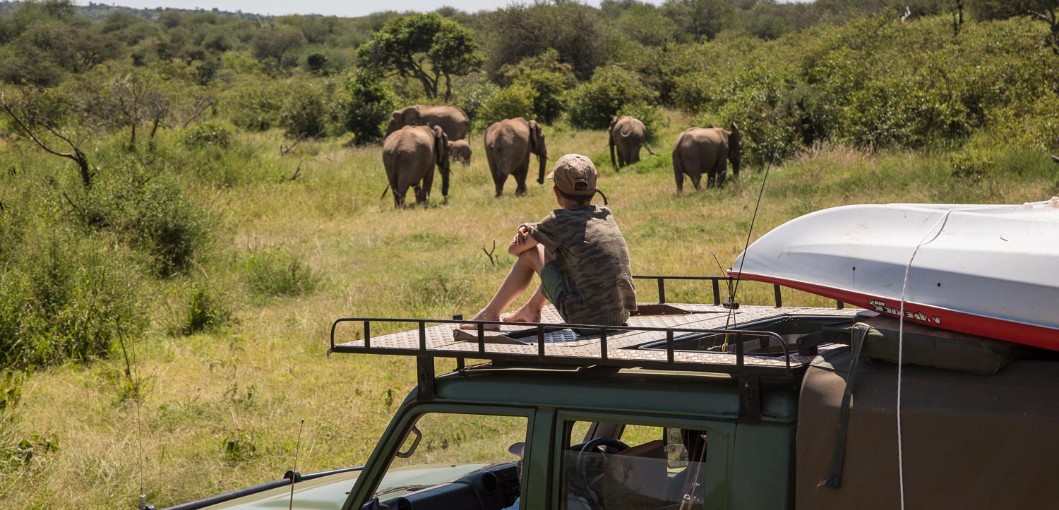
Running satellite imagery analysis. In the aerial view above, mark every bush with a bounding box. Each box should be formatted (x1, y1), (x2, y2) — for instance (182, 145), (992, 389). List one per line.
(224, 79), (285, 131)
(565, 65), (658, 130)
(80, 173), (213, 277)
(279, 82), (329, 138)
(182, 121), (232, 149)
(477, 84), (537, 127)
(454, 78), (499, 130)
(241, 248), (321, 297)
(498, 50), (577, 124)
(0, 227), (146, 369)
(178, 284), (231, 336)
(338, 69), (395, 145)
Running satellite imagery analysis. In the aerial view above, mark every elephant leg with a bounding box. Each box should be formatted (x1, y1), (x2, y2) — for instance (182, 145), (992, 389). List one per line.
(716, 159), (728, 188)
(673, 150), (686, 192)
(514, 160), (529, 196)
(487, 150), (504, 197)
(394, 183), (410, 208)
(420, 169), (435, 204)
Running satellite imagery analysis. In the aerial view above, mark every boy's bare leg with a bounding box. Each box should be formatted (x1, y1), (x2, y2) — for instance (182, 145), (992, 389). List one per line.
(461, 245), (548, 329)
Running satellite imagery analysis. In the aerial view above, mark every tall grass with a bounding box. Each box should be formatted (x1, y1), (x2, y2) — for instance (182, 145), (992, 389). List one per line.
(0, 108), (1056, 508)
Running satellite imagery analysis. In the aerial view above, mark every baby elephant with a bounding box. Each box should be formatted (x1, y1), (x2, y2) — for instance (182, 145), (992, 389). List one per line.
(449, 139), (472, 165)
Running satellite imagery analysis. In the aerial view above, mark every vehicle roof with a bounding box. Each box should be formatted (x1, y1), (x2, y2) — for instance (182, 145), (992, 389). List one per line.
(420, 362), (808, 422)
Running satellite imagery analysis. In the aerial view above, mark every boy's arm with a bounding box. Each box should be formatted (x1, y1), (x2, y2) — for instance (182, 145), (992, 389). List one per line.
(508, 223), (539, 256)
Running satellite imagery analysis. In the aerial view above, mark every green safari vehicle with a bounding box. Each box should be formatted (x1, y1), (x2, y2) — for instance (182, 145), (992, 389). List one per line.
(167, 275), (1059, 510)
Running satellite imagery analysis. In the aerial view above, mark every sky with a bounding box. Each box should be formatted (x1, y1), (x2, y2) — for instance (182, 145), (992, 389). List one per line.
(77, 0), (672, 17)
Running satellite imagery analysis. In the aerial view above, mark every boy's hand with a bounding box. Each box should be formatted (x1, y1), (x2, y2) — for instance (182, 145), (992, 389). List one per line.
(509, 224), (538, 256)
(514, 224), (534, 244)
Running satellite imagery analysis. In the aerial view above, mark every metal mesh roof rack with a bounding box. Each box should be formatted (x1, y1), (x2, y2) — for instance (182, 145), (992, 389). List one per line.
(329, 276), (855, 421)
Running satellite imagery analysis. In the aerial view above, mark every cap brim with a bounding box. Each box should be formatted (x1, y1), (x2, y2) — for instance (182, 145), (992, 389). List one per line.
(546, 170), (556, 179)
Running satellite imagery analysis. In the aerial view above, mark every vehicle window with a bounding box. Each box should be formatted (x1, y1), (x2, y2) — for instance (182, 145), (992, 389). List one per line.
(373, 412), (526, 509)
(561, 419), (710, 510)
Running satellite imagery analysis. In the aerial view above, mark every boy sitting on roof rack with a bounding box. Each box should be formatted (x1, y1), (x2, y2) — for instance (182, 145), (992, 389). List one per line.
(462, 154), (637, 330)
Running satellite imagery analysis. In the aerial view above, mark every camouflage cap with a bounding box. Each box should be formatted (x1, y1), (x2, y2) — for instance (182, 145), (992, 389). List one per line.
(547, 154), (598, 196)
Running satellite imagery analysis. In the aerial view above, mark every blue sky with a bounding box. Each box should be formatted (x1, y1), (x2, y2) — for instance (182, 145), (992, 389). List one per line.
(78, 0), (672, 17)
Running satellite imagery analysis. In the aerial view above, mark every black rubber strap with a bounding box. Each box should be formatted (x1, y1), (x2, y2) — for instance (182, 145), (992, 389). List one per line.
(824, 323), (870, 488)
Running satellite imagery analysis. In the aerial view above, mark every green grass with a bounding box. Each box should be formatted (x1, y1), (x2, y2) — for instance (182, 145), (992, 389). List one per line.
(1, 110), (1057, 508)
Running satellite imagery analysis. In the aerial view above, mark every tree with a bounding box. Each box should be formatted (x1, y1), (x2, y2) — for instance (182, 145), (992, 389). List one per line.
(82, 72), (171, 147)
(0, 89), (93, 188)
(357, 13), (482, 102)
(662, 0), (737, 42)
(969, 1), (1059, 53)
(484, 3), (608, 80)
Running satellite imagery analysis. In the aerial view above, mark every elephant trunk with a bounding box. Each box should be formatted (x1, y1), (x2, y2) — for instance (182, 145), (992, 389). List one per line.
(537, 153), (547, 185)
(609, 135), (618, 171)
(440, 159), (451, 197)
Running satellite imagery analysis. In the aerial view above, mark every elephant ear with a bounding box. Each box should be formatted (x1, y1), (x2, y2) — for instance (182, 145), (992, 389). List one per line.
(433, 126), (448, 162)
(528, 120), (542, 151)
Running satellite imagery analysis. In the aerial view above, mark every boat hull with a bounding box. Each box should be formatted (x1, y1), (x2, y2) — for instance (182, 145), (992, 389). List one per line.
(729, 201), (1059, 350)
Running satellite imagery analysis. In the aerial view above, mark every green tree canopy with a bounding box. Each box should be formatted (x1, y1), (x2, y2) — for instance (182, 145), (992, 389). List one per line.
(357, 13), (482, 101)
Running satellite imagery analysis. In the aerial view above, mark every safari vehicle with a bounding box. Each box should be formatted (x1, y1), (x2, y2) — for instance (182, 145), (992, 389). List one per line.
(167, 274), (1059, 510)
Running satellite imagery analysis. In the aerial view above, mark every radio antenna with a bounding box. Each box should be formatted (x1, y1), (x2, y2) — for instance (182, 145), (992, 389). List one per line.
(117, 323), (155, 510)
(723, 145), (775, 351)
(288, 419), (305, 510)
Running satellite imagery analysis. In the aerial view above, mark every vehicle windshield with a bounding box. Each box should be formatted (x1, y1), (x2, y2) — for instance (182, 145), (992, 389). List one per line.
(371, 412), (527, 506)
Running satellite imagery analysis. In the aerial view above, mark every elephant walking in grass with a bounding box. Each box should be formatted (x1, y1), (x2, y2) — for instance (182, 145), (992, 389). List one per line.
(382, 125), (451, 208)
(483, 118), (547, 197)
(386, 105), (470, 141)
(672, 123), (741, 191)
(609, 115), (652, 170)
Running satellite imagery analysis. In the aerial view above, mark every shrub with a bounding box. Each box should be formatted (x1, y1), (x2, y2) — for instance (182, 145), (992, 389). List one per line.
(498, 50), (577, 124)
(338, 68), (395, 145)
(182, 121), (232, 149)
(565, 65), (658, 130)
(0, 227), (146, 369)
(279, 83), (329, 138)
(224, 79), (285, 131)
(454, 79), (499, 131)
(477, 84), (537, 127)
(178, 284), (231, 336)
(80, 173), (213, 277)
(241, 248), (321, 297)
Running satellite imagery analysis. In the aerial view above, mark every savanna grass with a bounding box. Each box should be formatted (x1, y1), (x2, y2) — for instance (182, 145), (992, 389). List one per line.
(3, 110), (1057, 508)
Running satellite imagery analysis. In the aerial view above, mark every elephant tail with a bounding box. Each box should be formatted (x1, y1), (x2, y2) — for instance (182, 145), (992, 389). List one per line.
(379, 184), (390, 200)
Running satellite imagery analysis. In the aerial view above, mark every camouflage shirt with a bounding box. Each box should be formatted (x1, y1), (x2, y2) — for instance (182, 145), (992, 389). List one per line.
(529, 205), (637, 326)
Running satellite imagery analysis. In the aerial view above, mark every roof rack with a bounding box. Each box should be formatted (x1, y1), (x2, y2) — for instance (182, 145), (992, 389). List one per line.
(330, 287), (857, 421)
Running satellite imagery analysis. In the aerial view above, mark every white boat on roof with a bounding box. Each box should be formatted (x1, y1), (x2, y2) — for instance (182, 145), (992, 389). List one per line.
(728, 199), (1059, 351)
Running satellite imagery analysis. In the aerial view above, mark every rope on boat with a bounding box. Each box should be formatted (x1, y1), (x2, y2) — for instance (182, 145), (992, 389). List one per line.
(897, 209), (953, 510)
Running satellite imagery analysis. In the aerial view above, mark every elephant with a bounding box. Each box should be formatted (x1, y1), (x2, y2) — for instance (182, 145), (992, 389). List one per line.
(671, 123), (741, 191)
(382, 125), (451, 208)
(448, 139), (472, 165)
(609, 115), (652, 171)
(385, 105), (470, 141)
(483, 117), (547, 197)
